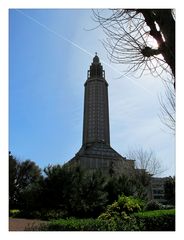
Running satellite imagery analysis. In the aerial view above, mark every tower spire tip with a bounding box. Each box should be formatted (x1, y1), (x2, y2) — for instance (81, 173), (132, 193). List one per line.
(93, 52), (99, 63)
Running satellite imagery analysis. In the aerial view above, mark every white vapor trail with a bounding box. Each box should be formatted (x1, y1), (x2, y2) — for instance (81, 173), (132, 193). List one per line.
(15, 9), (153, 96)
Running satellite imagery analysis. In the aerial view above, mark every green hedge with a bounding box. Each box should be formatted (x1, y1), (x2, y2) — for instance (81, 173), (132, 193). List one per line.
(26, 209), (176, 231)
(9, 209), (68, 220)
(133, 209), (175, 231)
(32, 217), (142, 231)
(34, 218), (110, 231)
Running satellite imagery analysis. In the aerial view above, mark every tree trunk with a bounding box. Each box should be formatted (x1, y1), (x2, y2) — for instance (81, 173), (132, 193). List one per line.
(139, 9), (175, 87)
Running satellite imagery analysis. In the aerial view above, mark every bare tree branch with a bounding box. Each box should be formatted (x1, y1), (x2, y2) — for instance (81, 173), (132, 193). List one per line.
(159, 81), (175, 134)
(127, 147), (165, 176)
(92, 9), (176, 132)
(92, 9), (175, 87)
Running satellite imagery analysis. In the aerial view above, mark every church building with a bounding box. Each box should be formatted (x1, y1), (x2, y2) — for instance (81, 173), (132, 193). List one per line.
(66, 54), (135, 176)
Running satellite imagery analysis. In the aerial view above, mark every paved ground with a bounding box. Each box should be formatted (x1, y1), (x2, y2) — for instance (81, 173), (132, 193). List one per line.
(9, 218), (47, 231)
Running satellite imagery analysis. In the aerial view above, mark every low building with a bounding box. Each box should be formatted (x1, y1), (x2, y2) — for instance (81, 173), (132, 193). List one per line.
(150, 177), (167, 203)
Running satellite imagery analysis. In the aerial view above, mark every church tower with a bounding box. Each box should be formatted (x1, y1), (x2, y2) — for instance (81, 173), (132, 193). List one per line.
(66, 54), (135, 175)
(83, 53), (110, 146)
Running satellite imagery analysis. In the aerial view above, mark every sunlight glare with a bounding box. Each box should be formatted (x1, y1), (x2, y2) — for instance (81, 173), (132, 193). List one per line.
(147, 35), (159, 49)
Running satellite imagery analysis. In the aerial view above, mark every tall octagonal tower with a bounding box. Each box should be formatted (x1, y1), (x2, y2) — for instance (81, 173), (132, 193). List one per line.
(83, 53), (110, 146)
(66, 54), (134, 176)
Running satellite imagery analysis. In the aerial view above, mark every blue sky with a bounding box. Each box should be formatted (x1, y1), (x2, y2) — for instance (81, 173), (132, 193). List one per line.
(9, 9), (175, 177)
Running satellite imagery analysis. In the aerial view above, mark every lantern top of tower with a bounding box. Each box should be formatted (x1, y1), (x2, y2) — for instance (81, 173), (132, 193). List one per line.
(93, 52), (99, 64)
(87, 53), (105, 79)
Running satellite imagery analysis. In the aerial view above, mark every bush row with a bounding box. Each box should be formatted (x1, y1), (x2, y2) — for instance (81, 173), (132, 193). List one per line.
(9, 209), (68, 220)
(27, 218), (109, 231)
(133, 209), (175, 231)
(10, 156), (156, 218)
(28, 209), (175, 231)
(30, 217), (142, 231)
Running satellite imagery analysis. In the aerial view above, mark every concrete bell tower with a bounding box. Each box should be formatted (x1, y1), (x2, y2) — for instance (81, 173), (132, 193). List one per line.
(83, 53), (110, 146)
(66, 54), (135, 176)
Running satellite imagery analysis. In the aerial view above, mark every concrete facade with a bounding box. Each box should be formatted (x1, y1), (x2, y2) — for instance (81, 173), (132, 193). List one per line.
(150, 177), (167, 203)
(66, 54), (134, 176)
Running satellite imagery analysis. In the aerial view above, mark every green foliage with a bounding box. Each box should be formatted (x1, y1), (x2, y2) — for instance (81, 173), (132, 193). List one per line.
(9, 152), (152, 219)
(33, 217), (141, 231)
(34, 218), (110, 231)
(28, 209), (175, 231)
(134, 209), (175, 231)
(19, 180), (44, 210)
(131, 169), (151, 200)
(10, 159), (108, 218)
(40, 209), (68, 220)
(9, 153), (19, 208)
(144, 200), (163, 211)
(135, 209), (175, 217)
(105, 175), (134, 204)
(10, 209), (68, 220)
(74, 170), (108, 217)
(106, 170), (153, 204)
(42, 164), (73, 210)
(42, 166), (108, 218)
(9, 209), (20, 218)
(98, 194), (144, 231)
(12, 210), (42, 219)
(98, 194), (143, 221)
(10, 151), (175, 231)
(117, 194), (144, 213)
(164, 176), (175, 205)
(9, 153), (42, 209)
(17, 160), (42, 188)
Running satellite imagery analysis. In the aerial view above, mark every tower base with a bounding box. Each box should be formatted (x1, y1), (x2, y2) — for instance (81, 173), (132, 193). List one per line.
(66, 142), (135, 176)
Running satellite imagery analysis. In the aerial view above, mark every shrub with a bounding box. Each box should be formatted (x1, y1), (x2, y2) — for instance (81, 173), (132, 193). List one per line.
(10, 210), (42, 219)
(40, 209), (68, 220)
(117, 194), (144, 213)
(27, 209), (175, 231)
(33, 217), (142, 231)
(9, 209), (68, 220)
(41, 166), (108, 218)
(134, 209), (175, 231)
(33, 218), (110, 231)
(9, 209), (20, 218)
(144, 200), (163, 211)
(98, 194), (144, 220)
(97, 194), (144, 231)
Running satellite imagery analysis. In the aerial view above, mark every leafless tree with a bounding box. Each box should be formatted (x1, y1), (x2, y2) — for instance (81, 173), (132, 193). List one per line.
(159, 81), (175, 134)
(93, 9), (175, 132)
(127, 147), (164, 176)
(93, 9), (175, 87)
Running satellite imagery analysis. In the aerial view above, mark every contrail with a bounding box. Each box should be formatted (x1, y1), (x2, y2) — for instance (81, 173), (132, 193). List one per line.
(15, 9), (94, 58)
(15, 9), (153, 96)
